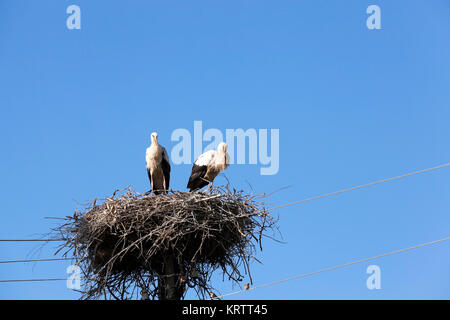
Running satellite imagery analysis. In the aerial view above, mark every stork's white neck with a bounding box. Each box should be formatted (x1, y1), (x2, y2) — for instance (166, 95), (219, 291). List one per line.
(215, 149), (229, 170)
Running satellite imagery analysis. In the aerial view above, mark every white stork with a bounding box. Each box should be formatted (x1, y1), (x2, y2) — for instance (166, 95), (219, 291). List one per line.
(146, 132), (171, 195)
(187, 142), (230, 192)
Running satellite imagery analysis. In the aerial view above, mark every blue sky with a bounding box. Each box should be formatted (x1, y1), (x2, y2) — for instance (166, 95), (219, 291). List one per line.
(0, 0), (449, 299)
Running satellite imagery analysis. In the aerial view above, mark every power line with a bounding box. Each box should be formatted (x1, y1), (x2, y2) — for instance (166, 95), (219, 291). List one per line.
(0, 278), (67, 283)
(0, 239), (64, 242)
(215, 236), (450, 299)
(0, 258), (73, 264)
(269, 163), (450, 211)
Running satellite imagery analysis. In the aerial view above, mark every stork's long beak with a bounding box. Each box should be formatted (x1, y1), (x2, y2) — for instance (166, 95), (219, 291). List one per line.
(151, 135), (158, 146)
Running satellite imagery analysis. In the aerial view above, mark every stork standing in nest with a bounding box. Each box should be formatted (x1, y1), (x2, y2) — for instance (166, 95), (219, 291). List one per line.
(146, 132), (171, 195)
(187, 142), (230, 192)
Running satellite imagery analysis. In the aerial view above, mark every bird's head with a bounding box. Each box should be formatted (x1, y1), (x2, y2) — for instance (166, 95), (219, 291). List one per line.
(151, 132), (159, 145)
(218, 142), (228, 153)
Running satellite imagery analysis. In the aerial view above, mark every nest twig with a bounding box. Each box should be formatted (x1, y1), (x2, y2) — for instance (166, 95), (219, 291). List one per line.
(52, 185), (280, 300)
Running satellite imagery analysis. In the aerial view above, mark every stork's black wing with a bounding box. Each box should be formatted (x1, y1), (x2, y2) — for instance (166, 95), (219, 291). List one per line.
(187, 164), (209, 191)
(161, 147), (171, 191)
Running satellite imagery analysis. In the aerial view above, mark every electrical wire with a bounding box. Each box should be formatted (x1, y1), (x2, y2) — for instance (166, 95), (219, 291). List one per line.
(0, 258), (73, 264)
(269, 163), (450, 211)
(0, 239), (64, 242)
(215, 236), (450, 299)
(0, 278), (67, 283)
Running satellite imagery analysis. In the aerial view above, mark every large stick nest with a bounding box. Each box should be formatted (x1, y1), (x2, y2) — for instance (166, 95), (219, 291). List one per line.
(53, 186), (279, 300)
